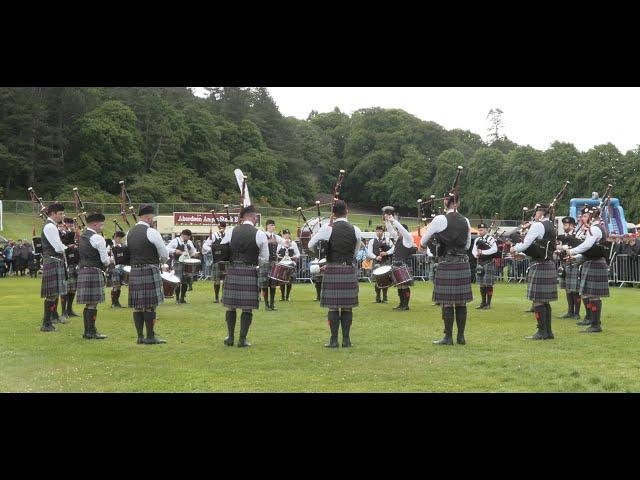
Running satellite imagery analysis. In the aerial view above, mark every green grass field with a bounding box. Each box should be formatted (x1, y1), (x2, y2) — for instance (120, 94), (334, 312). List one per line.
(1, 275), (639, 392)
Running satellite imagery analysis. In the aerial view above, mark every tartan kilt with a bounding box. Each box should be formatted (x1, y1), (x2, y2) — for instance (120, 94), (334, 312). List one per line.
(211, 261), (228, 281)
(392, 262), (414, 289)
(320, 264), (359, 309)
(108, 265), (125, 287)
(128, 265), (164, 309)
(258, 261), (276, 288)
(433, 256), (473, 304)
(76, 267), (106, 304)
(222, 265), (260, 310)
(40, 257), (67, 298)
(172, 261), (192, 283)
(560, 263), (580, 292)
(66, 264), (78, 291)
(526, 260), (558, 302)
(579, 258), (610, 298)
(476, 260), (496, 287)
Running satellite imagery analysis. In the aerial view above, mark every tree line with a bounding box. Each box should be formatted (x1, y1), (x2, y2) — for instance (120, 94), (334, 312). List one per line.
(1, 87), (638, 221)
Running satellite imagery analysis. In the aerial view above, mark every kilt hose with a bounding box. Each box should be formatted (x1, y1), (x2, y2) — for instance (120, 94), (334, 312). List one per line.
(476, 260), (496, 287)
(560, 263), (580, 292)
(392, 262), (414, 289)
(320, 264), (359, 309)
(526, 260), (558, 302)
(258, 261), (276, 288)
(579, 258), (610, 298)
(222, 264), (260, 310)
(433, 255), (473, 305)
(41, 257), (68, 298)
(128, 265), (164, 309)
(76, 267), (106, 305)
(66, 264), (78, 291)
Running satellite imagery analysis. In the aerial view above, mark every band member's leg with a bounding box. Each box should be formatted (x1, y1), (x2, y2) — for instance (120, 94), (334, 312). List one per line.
(313, 279), (322, 301)
(180, 281), (188, 303)
(41, 296), (58, 332)
(486, 286), (493, 307)
(325, 309), (340, 348)
(561, 291), (574, 318)
(143, 308), (166, 344)
(261, 287), (270, 309)
(404, 287), (411, 310)
(213, 280), (221, 303)
(544, 302), (554, 339)
(285, 283), (292, 301)
(454, 303), (467, 344)
(133, 309), (145, 344)
(434, 305), (454, 345)
(581, 296), (602, 333)
(83, 303), (106, 339)
(577, 297), (592, 325)
(340, 308), (352, 347)
(224, 308), (236, 346)
(280, 284), (286, 301)
(375, 285), (381, 303)
(393, 288), (404, 310)
(60, 294), (68, 321)
(269, 285), (277, 310)
(477, 286), (487, 309)
(573, 293), (581, 318)
(238, 309), (253, 347)
(526, 302), (549, 340)
(381, 286), (388, 303)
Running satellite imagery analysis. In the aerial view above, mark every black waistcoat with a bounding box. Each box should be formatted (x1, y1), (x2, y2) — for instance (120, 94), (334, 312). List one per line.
(435, 212), (468, 254)
(41, 219), (62, 259)
(79, 230), (104, 269)
(231, 224), (260, 265)
(327, 221), (357, 264)
(128, 224), (160, 265)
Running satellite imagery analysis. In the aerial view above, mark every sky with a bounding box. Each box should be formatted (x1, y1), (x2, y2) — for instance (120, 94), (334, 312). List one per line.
(193, 87), (640, 153)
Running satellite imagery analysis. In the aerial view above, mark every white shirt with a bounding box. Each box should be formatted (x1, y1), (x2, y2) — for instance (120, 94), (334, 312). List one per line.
(420, 209), (472, 250)
(136, 221), (169, 263)
(514, 219), (548, 253)
(472, 235), (498, 257)
(308, 217), (363, 259)
(220, 220), (270, 264)
(386, 218), (415, 249)
(168, 237), (197, 257)
(43, 218), (67, 254)
(366, 235), (394, 259)
(86, 228), (111, 267)
(571, 222), (604, 255)
(277, 241), (301, 259)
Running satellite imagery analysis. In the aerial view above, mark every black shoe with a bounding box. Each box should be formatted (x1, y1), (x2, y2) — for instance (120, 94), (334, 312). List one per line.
(136, 337), (145, 344)
(573, 314), (581, 320)
(68, 310), (80, 317)
(270, 304), (277, 311)
(224, 336), (234, 346)
(92, 331), (107, 340)
(457, 335), (466, 345)
(342, 337), (352, 348)
(580, 326), (602, 333)
(214, 298), (219, 303)
(375, 298), (381, 303)
(111, 302), (122, 309)
(560, 312), (573, 319)
(382, 298), (388, 303)
(314, 297), (320, 301)
(393, 304), (404, 311)
(433, 336), (453, 345)
(576, 319), (592, 326)
(40, 323), (57, 332)
(475, 303), (487, 309)
(324, 338), (339, 348)
(144, 337), (167, 344)
(525, 331), (546, 340)
(237, 339), (252, 348)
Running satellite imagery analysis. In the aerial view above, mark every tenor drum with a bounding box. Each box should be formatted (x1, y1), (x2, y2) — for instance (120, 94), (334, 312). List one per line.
(269, 260), (296, 284)
(372, 265), (395, 289)
(161, 272), (181, 298)
(182, 258), (201, 275)
(392, 264), (412, 285)
(121, 265), (131, 285)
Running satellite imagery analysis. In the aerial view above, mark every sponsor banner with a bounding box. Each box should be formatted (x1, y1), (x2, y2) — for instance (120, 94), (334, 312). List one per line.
(174, 212), (261, 226)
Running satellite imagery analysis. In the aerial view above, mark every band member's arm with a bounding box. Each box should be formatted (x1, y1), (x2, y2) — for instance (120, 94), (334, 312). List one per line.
(220, 229), (233, 245)
(465, 218), (472, 250)
(89, 233), (111, 267)
(187, 241), (197, 256)
(308, 224), (332, 251)
(389, 219), (414, 248)
(419, 214), (447, 248)
(472, 238), (479, 257)
(291, 242), (301, 259)
(43, 222), (67, 253)
(147, 227), (169, 263)
(353, 226), (363, 259)
(483, 236), (498, 255)
(514, 222), (544, 253)
(569, 226), (601, 255)
(256, 230), (270, 264)
(366, 240), (377, 260)
(167, 238), (179, 256)
(202, 238), (212, 255)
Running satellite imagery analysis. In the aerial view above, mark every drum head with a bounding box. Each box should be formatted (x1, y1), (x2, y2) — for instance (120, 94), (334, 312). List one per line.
(123, 266), (131, 273)
(183, 259), (201, 265)
(280, 260), (296, 267)
(373, 265), (392, 275)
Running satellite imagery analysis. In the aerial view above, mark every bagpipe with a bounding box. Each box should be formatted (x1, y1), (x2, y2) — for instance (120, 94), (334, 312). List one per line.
(328, 169), (346, 228)
(27, 186), (47, 254)
(430, 165), (464, 259)
(208, 208), (230, 262)
(119, 180), (138, 229)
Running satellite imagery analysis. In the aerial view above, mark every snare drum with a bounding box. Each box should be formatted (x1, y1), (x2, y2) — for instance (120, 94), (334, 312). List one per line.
(121, 265), (131, 285)
(182, 258), (201, 275)
(161, 272), (181, 298)
(392, 264), (412, 285)
(269, 260), (296, 284)
(372, 265), (395, 289)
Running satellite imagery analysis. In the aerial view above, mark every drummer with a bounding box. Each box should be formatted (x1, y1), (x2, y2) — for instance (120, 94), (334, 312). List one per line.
(366, 225), (394, 303)
(260, 220), (283, 311)
(277, 229), (300, 302)
(167, 229), (198, 304)
(202, 220), (228, 303)
(384, 207), (416, 311)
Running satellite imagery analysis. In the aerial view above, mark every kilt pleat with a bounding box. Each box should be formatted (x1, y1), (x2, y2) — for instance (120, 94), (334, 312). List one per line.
(222, 265), (260, 310)
(560, 263), (580, 292)
(579, 258), (610, 297)
(76, 267), (106, 304)
(66, 265), (78, 291)
(320, 264), (359, 309)
(128, 265), (164, 309)
(40, 257), (67, 298)
(526, 260), (558, 302)
(476, 261), (496, 286)
(258, 261), (275, 288)
(433, 256), (473, 304)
